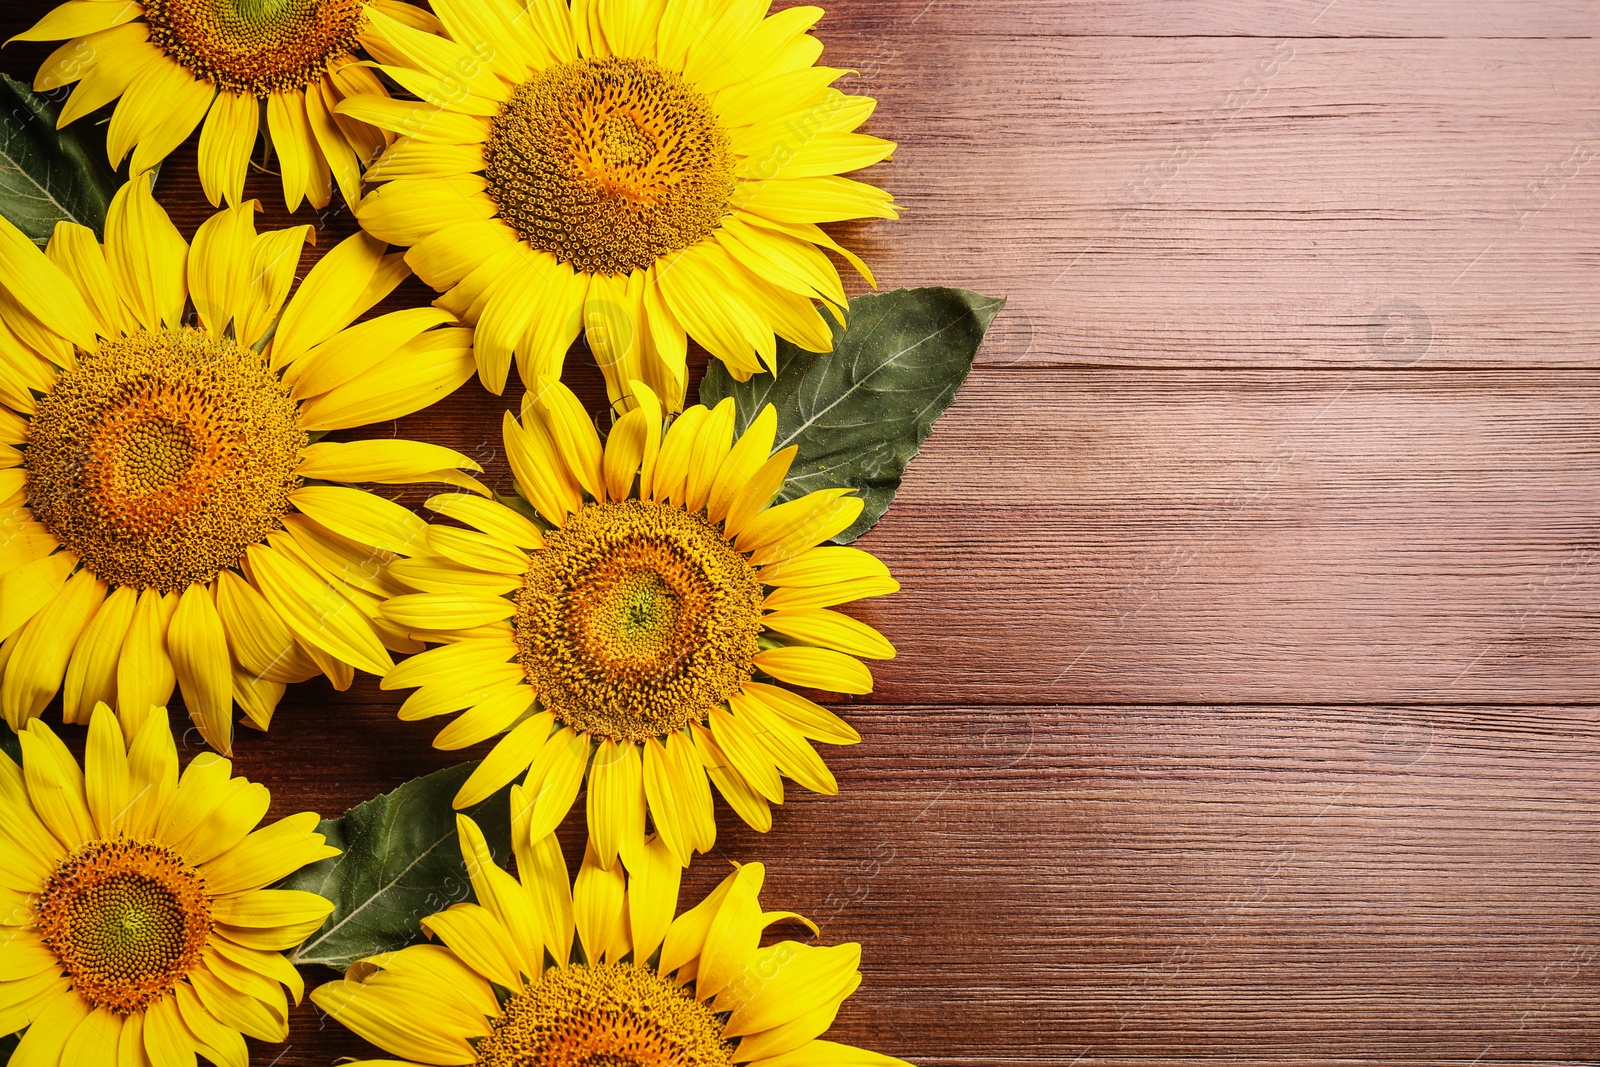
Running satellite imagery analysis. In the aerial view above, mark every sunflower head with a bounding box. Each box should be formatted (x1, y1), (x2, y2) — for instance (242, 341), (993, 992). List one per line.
(0, 177), (480, 752)
(18, 0), (405, 208)
(311, 816), (911, 1067)
(347, 0), (897, 409)
(142, 0), (368, 95)
(0, 705), (339, 1060)
(379, 376), (897, 869)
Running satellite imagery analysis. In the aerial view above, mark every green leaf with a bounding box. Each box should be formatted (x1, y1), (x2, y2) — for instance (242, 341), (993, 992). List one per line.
(0, 74), (118, 242)
(281, 761), (513, 971)
(700, 287), (1003, 542)
(0, 1029), (15, 1063)
(0, 727), (17, 765)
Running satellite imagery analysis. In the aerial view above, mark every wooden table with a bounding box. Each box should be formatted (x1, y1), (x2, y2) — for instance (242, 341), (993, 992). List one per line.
(4, 2), (1599, 1063)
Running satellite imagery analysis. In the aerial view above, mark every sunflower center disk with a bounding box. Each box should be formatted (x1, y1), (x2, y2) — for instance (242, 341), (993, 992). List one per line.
(24, 328), (306, 594)
(484, 56), (737, 276)
(36, 840), (213, 1015)
(514, 499), (762, 743)
(141, 0), (366, 94)
(476, 962), (734, 1067)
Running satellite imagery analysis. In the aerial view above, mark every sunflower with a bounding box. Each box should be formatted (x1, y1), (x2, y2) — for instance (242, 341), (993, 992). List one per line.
(339, 0), (897, 410)
(314, 813), (911, 1067)
(11, 0), (447, 211)
(0, 703), (339, 1064)
(0, 176), (482, 753)
(378, 376), (895, 870)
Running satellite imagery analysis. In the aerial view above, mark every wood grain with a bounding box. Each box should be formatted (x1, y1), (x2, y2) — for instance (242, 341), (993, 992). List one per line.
(3, 1), (1599, 1065)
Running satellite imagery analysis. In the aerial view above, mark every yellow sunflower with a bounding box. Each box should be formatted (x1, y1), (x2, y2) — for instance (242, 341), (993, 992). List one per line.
(314, 814), (911, 1067)
(0, 703), (340, 1064)
(378, 376), (896, 870)
(341, 0), (897, 410)
(11, 0), (445, 210)
(0, 176), (482, 753)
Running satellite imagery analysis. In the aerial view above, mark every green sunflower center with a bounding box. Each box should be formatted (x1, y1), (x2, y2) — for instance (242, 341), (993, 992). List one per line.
(484, 56), (737, 276)
(24, 328), (306, 594)
(513, 498), (762, 742)
(141, 0), (367, 95)
(475, 962), (734, 1067)
(36, 840), (213, 1016)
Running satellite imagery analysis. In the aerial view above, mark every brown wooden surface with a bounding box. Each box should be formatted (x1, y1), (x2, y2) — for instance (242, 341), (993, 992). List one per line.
(4, 2), (1600, 1064)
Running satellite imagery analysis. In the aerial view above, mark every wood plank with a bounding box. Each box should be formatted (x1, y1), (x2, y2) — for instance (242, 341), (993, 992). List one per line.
(832, 35), (1600, 369)
(823, 0), (1599, 39)
(251, 701), (1600, 1065)
(854, 368), (1600, 705)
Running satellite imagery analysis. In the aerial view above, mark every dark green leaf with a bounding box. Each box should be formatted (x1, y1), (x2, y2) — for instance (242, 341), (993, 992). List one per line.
(281, 761), (513, 971)
(700, 287), (1003, 542)
(0, 727), (17, 765)
(0, 74), (118, 242)
(0, 1028), (15, 1063)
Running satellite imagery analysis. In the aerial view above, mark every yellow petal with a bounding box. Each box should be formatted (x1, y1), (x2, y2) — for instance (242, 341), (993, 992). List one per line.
(527, 376), (605, 502)
(651, 404), (707, 506)
(692, 722), (773, 832)
(1, 565), (103, 728)
(511, 804), (574, 963)
(187, 200), (258, 338)
(761, 608), (894, 660)
(13, 991), (90, 1067)
(0, 550), (73, 643)
(418, 902), (523, 991)
(455, 814), (541, 978)
(504, 409), (583, 524)
(685, 397), (736, 514)
(115, 589), (179, 739)
(0, 211), (95, 351)
(296, 326), (476, 430)
(212, 570), (312, 685)
(289, 307), (456, 400)
(626, 832), (680, 963)
(695, 859), (764, 1000)
(103, 174), (188, 331)
(197, 90), (259, 208)
(84, 702), (130, 839)
(431, 682), (534, 750)
(44, 220), (132, 338)
(426, 493), (544, 550)
(245, 544), (394, 677)
(718, 942), (861, 1039)
(289, 485), (428, 556)
(9, 0), (141, 42)
(574, 840), (629, 965)
(708, 404), (777, 525)
(727, 689), (838, 793)
(723, 445), (797, 538)
(588, 738), (644, 871)
(752, 646), (872, 697)
(235, 223), (312, 350)
(269, 230), (387, 369)
(200, 811), (339, 896)
(19, 717), (94, 849)
(124, 707), (177, 840)
(741, 681), (859, 745)
(168, 584), (234, 755)
(381, 591), (517, 632)
(453, 710), (554, 809)
(516, 725), (590, 840)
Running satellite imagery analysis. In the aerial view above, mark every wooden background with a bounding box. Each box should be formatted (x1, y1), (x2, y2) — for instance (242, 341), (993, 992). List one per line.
(5, 1), (1600, 1063)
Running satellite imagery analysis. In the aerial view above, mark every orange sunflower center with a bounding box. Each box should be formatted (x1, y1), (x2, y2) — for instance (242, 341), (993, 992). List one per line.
(141, 0), (367, 95)
(513, 499), (762, 742)
(36, 839), (213, 1016)
(24, 328), (306, 594)
(476, 962), (734, 1067)
(484, 56), (736, 276)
